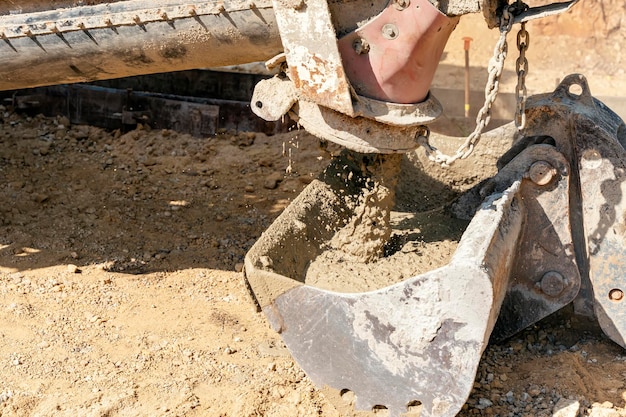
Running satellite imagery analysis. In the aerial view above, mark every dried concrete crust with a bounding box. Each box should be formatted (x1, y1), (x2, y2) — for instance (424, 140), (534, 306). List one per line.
(430, 0), (485, 16)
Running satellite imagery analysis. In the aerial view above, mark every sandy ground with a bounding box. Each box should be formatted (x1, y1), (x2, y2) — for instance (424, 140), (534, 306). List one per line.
(0, 122), (340, 417)
(1, 1), (626, 417)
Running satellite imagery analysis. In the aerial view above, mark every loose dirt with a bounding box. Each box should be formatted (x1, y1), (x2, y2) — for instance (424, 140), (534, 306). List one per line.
(305, 210), (467, 293)
(1, 2), (626, 417)
(0, 119), (340, 417)
(303, 150), (468, 293)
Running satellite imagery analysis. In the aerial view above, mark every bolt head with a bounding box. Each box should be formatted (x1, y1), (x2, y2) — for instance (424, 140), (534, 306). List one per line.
(352, 38), (370, 55)
(393, 0), (410, 10)
(382, 23), (399, 40)
(528, 161), (556, 186)
(609, 288), (624, 302)
(540, 271), (566, 297)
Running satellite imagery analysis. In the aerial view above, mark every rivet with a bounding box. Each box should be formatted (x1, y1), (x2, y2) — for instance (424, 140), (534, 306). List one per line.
(581, 149), (602, 170)
(609, 288), (624, 302)
(381, 23), (399, 40)
(340, 389), (355, 404)
(133, 15), (143, 24)
(160, 12), (169, 20)
(528, 160), (556, 186)
(539, 271), (566, 297)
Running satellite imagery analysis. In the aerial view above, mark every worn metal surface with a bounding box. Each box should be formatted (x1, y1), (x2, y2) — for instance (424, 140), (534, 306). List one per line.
(352, 92), (442, 127)
(271, 0), (354, 116)
(292, 101), (426, 153)
(489, 145), (581, 341)
(337, 0), (458, 104)
(567, 79), (626, 348)
(0, 0), (283, 91)
(0, 0), (581, 94)
(244, 150), (529, 416)
(250, 73), (443, 152)
(488, 75), (626, 345)
(513, 0), (580, 24)
(244, 74), (626, 414)
(250, 71), (442, 151)
(515, 75), (622, 322)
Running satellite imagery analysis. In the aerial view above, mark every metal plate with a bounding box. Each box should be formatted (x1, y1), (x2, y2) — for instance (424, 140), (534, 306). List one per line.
(337, 0), (458, 104)
(272, 0), (354, 115)
(490, 145), (581, 341)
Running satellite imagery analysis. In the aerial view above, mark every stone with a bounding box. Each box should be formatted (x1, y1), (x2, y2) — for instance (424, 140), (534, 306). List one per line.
(476, 398), (493, 410)
(588, 402), (620, 417)
(552, 398), (580, 417)
(263, 172), (283, 190)
(58, 116), (70, 127)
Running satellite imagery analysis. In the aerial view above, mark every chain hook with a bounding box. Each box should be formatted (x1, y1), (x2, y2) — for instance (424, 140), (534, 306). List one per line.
(417, 0), (533, 165)
(509, 1), (530, 130)
(499, 5), (513, 33)
(418, 1), (519, 166)
(515, 22), (529, 130)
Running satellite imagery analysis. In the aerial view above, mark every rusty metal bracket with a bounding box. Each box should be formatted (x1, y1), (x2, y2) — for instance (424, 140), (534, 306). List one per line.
(486, 144), (581, 341)
(482, 0), (579, 28)
(271, 0), (355, 116)
(512, 0), (579, 24)
(265, 0), (457, 153)
(484, 74), (626, 345)
(251, 75), (443, 152)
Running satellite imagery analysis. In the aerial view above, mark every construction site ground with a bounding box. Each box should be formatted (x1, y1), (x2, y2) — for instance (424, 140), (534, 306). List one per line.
(1, 3), (626, 417)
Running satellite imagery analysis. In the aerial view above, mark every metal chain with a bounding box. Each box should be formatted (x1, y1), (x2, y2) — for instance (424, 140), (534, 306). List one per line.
(418, 8), (514, 166)
(515, 22), (529, 130)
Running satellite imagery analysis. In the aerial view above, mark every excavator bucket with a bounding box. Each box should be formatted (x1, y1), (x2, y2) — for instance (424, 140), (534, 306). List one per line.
(244, 154), (524, 416)
(244, 75), (626, 416)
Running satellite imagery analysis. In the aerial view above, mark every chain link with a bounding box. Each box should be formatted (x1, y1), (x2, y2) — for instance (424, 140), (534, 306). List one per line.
(515, 22), (529, 130)
(419, 7), (514, 167)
